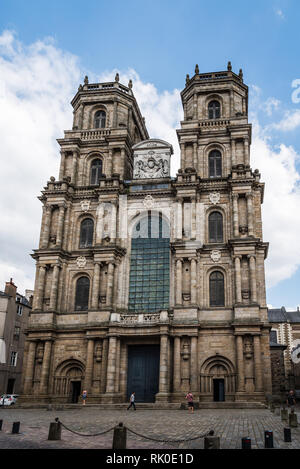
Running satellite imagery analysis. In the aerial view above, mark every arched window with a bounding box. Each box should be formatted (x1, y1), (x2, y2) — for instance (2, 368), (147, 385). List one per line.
(129, 212), (170, 313)
(90, 159), (103, 185)
(94, 110), (106, 129)
(209, 271), (224, 306)
(209, 150), (222, 178)
(209, 212), (223, 243)
(79, 218), (94, 248)
(208, 100), (220, 119)
(75, 277), (90, 311)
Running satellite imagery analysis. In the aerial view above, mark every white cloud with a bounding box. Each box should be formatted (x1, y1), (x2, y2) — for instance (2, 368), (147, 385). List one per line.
(275, 8), (285, 19)
(269, 109), (300, 131)
(250, 118), (300, 288)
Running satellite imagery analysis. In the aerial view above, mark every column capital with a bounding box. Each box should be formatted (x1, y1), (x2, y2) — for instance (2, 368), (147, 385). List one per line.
(232, 193), (239, 201)
(246, 192), (253, 200)
(247, 254), (256, 260)
(234, 255), (242, 261)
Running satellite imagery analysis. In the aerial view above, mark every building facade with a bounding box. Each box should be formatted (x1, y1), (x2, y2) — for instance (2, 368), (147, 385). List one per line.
(0, 280), (32, 394)
(268, 307), (300, 392)
(21, 64), (272, 404)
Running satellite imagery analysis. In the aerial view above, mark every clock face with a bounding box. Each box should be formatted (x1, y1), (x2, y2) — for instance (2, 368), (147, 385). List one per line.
(291, 340), (300, 364)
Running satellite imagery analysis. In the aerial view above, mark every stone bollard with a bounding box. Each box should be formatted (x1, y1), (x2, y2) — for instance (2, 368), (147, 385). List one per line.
(281, 409), (288, 422)
(204, 436), (220, 449)
(289, 412), (298, 428)
(12, 422), (20, 434)
(48, 420), (62, 440)
(274, 407), (280, 416)
(112, 422), (126, 449)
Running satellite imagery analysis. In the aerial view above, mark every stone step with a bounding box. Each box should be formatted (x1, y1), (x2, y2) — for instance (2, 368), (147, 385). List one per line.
(15, 401), (267, 410)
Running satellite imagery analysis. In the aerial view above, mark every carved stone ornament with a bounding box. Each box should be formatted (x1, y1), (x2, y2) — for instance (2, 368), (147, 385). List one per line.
(143, 195), (156, 209)
(81, 200), (90, 212)
(133, 152), (170, 179)
(211, 250), (221, 263)
(209, 192), (220, 204)
(76, 256), (87, 268)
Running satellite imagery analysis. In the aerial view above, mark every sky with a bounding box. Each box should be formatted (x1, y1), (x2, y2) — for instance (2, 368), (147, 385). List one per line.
(0, 0), (300, 309)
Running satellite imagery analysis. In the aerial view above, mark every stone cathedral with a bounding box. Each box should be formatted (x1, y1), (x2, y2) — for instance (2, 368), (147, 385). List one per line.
(21, 63), (272, 405)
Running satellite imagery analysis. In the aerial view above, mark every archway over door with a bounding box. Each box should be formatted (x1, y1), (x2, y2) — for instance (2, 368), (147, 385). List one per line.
(127, 345), (160, 402)
(53, 359), (85, 402)
(200, 355), (236, 402)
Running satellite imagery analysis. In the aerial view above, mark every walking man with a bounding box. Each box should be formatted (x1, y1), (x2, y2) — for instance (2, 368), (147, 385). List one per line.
(286, 390), (296, 412)
(127, 391), (136, 411)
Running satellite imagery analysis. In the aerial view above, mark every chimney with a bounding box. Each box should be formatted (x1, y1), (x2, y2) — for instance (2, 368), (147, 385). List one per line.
(4, 278), (17, 299)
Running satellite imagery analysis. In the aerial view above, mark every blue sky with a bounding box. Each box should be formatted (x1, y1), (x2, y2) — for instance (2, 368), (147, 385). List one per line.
(0, 0), (299, 308)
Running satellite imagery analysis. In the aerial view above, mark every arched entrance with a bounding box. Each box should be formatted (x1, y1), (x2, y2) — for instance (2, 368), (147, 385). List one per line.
(200, 356), (236, 402)
(53, 359), (85, 403)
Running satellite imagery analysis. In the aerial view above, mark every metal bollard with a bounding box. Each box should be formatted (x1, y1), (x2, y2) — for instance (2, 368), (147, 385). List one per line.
(12, 422), (20, 434)
(241, 437), (251, 449)
(264, 430), (274, 448)
(274, 407), (280, 416)
(204, 436), (220, 449)
(284, 427), (292, 442)
(112, 422), (127, 449)
(0, 420), (2, 431)
(48, 421), (62, 440)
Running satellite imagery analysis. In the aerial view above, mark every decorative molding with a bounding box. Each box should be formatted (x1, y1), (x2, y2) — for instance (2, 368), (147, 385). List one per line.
(209, 192), (220, 204)
(81, 200), (91, 212)
(76, 256), (87, 268)
(211, 250), (221, 263)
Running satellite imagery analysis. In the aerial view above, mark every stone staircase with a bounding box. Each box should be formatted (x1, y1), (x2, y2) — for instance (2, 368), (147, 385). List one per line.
(15, 401), (267, 410)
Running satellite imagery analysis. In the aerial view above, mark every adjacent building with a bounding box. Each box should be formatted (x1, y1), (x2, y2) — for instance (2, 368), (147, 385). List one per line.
(0, 279), (32, 394)
(21, 64), (272, 404)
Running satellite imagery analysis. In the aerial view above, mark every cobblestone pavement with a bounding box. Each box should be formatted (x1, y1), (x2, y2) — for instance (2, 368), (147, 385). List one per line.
(0, 406), (299, 449)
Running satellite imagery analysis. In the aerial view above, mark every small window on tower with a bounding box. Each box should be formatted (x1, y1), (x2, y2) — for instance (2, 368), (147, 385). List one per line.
(94, 110), (106, 129)
(90, 159), (103, 185)
(208, 100), (220, 119)
(209, 150), (222, 178)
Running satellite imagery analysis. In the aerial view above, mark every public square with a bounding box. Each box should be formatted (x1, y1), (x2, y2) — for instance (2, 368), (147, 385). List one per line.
(0, 406), (299, 449)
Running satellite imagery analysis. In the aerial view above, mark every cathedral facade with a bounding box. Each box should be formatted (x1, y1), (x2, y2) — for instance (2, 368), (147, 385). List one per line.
(21, 64), (272, 404)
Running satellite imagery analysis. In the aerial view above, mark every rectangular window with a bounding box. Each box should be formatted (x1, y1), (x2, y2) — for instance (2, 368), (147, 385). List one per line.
(17, 305), (23, 316)
(270, 330), (278, 343)
(10, 351), (18, 367)
(14, 326), (20, 339)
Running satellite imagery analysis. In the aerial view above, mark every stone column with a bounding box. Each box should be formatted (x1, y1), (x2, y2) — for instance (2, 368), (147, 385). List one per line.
(234, 256), (242, 303)
(84, 339), (95, 392)
(232, 194), (239, 237)
(41, 206), (52, 248)
(180, 143), (185, 169)
(23, 341), (37, 394)
(91, 263), (101, 309)
(190, 336), (198, 392)
(113, 99), (118, 127)
(119, 343), (128, 397)
(191, 197), (196, 239)
(59, 151), (66, 180)
(110, 202), (117, 242)
(253, 335), (263, 392)
(193, 142), (198, 170)
(231, 139), (236, 166)
(96, 202), (104, 244)
(175, 259), (183, 305)
(107, 148), (113, 177)
(190, 258), (197, 304)
(106, 336), (117, 393)
(115, 338), (121, 393)
(120, 148), (126, 178)
(244, 138), (249, 166)
(106, 262), (115, 307)
(39, 340), (52, 394)
(173, 337), (181, 393)
(159, 334), (169, 394)
(100, 338), (108, 393)
(49, 264), (60, 311)
(246, 193), (254, 236)
(176, 198), (183, 239)
(71, 150), (78, 184)
(236, 335), (245, 392)
(248, 255), (257, 303)
(37, 265), (46, 310)
(56, 205), (65, 247)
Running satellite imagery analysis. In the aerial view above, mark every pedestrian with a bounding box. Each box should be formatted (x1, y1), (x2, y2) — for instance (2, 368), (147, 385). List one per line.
(185, 391), (194, 413)
(286, 390), (296, 412)
(82, 389), (87, 405)
(127, 391), (136, 410)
